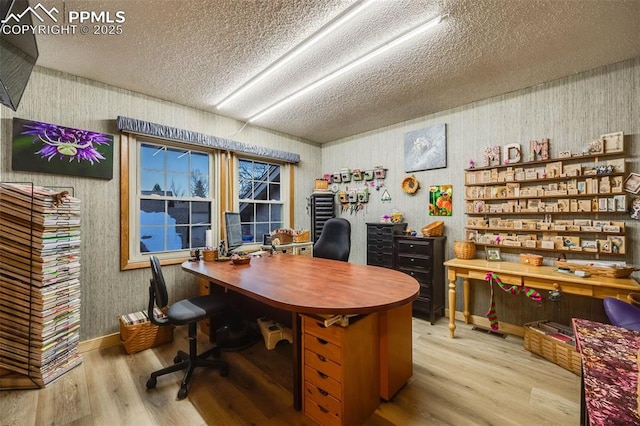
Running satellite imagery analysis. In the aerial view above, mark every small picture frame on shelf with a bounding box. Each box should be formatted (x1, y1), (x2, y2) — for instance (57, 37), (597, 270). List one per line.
(623, 173), (640, 194)
(486, 247), (502, 261)
(587, 139), (604, 155)
(601, 131), (624, 153)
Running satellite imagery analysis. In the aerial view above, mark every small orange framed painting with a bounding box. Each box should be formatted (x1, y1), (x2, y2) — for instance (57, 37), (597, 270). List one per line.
(429, 185), (452, 216)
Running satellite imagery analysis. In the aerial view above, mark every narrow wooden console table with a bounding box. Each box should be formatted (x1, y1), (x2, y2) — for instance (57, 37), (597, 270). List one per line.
(443, 258), (640, 338)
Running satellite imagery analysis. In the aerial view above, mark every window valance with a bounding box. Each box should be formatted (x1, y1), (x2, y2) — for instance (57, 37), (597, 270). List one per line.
(116, 116), (300, 164)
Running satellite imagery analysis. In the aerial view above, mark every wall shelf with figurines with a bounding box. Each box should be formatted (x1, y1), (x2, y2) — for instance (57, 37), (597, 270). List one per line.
(464, 132), (632, 258)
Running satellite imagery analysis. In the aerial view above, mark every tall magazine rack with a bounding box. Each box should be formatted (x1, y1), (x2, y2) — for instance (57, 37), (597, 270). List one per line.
(0, 182), (83, 390)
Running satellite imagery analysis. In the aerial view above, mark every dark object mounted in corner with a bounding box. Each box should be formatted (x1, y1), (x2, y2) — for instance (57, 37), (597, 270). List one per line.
(0, 0), (39, 111)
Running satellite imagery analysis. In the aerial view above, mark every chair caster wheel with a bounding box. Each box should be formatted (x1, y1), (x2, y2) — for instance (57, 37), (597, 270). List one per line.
(173, 355), (182, 364)
(177, 386), (188, 400)
(146, 377), (157, 389)
(220, 366), (229, 377)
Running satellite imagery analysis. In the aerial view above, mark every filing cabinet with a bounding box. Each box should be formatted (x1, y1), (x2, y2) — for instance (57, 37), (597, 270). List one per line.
(366, 222), (407, 268)
(302, 313), (379, 426)
(394, 236), (446, 324)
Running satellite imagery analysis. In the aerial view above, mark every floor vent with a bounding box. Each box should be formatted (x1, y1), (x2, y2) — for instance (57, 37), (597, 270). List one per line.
(471, 326), (507, 339)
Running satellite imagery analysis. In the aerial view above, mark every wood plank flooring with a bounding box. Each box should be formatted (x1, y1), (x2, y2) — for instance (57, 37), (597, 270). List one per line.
(0, 317), (580, 425)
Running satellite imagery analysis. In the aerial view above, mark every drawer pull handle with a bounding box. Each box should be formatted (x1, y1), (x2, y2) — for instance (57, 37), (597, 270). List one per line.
(410, 272), (415, 276)
(317, 354), (326, 362)
(319, 405), (329, 413)
(410, 258), (415, 262)
(317, 387), (328, 396)
(410, 244), (414, 248)
(316, 337), (328, 345)
(317, 371), (328, 379)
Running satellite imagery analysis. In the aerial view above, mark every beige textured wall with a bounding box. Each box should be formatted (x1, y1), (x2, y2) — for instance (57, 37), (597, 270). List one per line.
(0, 67), (322, 340)
(322, 57), (639, 323)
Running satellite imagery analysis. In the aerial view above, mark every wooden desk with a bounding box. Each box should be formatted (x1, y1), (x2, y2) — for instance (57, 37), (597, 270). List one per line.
(182, 254), (419, 415)
(443, 258), (640, 338)
(573, 318), (640, 425)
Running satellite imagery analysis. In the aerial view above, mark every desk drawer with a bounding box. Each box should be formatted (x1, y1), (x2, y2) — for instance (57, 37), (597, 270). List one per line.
(469, 270), (521, 285)
(305, 381), (342, 418)
(305, 365), (342, 399)
(523, 277), (594, 297)
(302, 316), (343, 346)
(304, 333), (342, 364)
(305, 349), (342, 382)
(305, 396), (341, 426)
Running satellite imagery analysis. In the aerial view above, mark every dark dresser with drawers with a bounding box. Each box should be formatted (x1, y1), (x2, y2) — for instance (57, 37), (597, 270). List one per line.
(366, 222), (407, 268)
(393, 236), (446, 324)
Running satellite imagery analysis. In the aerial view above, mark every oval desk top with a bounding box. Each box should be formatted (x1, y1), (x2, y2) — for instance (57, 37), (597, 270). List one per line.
(182, 254), (420, 315)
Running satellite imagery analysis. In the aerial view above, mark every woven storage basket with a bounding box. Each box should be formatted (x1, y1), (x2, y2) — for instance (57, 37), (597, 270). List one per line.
(421, 221), (444, 237)
(314, 179), (329, 190)
(523, 321), (581, 376)
(293, 230), (310, 243)
(271, 232), (293, 244)
(556, 259), (637, 278)
(202, 249), (218, 261)
(119, 312), (174, 354)
(520, 253), (543, 266)
(453, 240), (476, 259)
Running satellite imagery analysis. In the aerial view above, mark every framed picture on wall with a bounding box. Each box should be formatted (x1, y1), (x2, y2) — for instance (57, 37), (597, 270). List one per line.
(11, 118), (114, 180)
(403, 123), (447, 172)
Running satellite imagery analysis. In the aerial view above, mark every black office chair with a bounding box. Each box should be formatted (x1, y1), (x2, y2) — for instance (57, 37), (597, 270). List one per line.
(313, 218), (351, 262)
(146, 256), (229, 400)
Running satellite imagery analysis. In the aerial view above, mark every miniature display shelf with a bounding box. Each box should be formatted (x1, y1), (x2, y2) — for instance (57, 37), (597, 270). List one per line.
(464, 150), (629, 258)
(0, 182), (83, 390)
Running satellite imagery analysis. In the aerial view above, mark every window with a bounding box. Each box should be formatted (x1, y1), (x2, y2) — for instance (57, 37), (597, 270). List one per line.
(138, 142), (213, 253)
(237, 158), (284, 244)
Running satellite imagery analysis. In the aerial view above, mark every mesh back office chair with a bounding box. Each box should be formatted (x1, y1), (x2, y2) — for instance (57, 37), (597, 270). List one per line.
(313, 218), (351, 262)
(146, 256), (229, 400)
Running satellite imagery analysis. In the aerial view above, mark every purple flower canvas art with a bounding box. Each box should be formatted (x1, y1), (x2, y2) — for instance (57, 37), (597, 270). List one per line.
(12, 118), (114, 179)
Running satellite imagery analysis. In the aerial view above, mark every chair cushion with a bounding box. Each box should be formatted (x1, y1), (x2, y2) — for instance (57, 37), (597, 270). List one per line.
(603, 297), (640, 331)
(167, 295), (227, 325)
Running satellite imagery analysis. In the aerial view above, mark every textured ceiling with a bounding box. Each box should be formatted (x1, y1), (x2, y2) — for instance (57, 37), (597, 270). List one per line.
(34, 0), (640, 143)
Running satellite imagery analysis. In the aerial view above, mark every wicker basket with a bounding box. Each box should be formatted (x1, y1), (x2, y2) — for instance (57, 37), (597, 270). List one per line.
(520, 253), (543, 266)
(453, 240), (476, 259)
(293, 230), (310, 243)
(119, 312), (174, 354)
(271, 232), (293, 244)
(401, 175), (420, 194)
(202, 249), (218, 261)
(523, 321), (581, 376)
(556, 259), (638, 278)
(422, 221), (444, 237)
(314, 179), (329, 190)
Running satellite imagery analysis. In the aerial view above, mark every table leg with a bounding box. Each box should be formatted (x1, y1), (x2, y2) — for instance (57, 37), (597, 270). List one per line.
(448, 278), (456, 338)
(292, 311), (301, 411)
(463, 278), (471, 324)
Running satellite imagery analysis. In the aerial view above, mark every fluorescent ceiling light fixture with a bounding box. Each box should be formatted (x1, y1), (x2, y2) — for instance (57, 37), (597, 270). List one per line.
(248, 14), (444, 123)
(215, 0), (375, 109)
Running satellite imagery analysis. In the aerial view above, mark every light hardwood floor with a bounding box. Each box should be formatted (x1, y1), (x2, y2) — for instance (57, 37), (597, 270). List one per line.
(1, 317), (580, 425)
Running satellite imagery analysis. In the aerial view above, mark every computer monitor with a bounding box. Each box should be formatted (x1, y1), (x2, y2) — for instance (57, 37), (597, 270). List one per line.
(224, 211), (243, 254)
